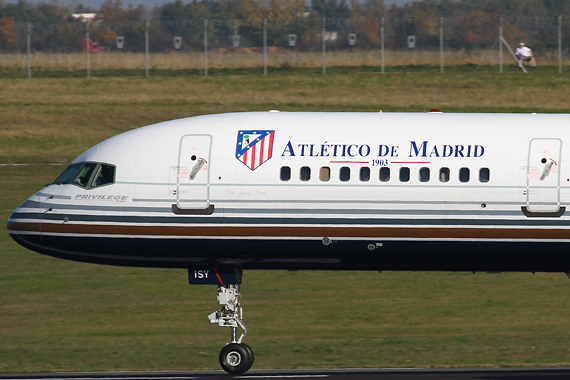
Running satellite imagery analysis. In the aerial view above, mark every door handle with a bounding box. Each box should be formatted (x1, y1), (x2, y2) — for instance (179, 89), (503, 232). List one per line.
(189, 159), (206, 180)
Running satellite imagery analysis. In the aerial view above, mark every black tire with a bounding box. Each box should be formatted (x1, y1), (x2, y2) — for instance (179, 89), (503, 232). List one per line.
(240, 343), (255, 363)
(219, 343), (254, 374)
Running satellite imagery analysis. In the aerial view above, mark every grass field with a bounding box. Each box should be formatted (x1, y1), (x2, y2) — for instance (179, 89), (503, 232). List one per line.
(3, 71), (570, 373)
(1, 50), (569, 78)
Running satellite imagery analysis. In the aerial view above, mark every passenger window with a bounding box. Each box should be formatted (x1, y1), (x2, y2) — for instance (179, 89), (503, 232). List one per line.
(320, 167), (330, 181)
(439, 167), (450, 183)
(340, 167), (350, 182)
(419, 167), (430, 182)
(379, 167), (390, 182)
(280, 166), (291, 181)
(459, 167), (470, 183)
(399, 167), (410, 182)
(300, 166), (311, 181)
(91, 164), (115, 188)
(360, 167), (370, 182)
(479, 168), (490, 183)
(72, 163), (98, 187)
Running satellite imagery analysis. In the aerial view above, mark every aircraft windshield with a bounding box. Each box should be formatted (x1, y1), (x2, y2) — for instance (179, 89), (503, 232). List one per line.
(91, 164), (115, 188)
(72, 163), (98, 187)
(53, 162), (114, 188)
(53, 163), (83, 185)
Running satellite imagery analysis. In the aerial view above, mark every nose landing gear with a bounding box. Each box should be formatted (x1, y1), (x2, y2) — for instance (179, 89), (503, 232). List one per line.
(208, 284), (254, 374)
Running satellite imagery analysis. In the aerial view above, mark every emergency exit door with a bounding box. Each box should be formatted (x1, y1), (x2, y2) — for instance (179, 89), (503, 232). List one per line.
(177, 135), (212, 210)
(526, 138), (562, 213)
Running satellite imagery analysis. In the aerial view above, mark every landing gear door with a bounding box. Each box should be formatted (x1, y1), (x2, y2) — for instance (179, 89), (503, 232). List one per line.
(526, 138), (562, 212)
(177, 135), (212, 210)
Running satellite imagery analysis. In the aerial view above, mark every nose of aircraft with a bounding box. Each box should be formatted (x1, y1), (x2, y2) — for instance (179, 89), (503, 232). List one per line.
(7, 194), (44, 255)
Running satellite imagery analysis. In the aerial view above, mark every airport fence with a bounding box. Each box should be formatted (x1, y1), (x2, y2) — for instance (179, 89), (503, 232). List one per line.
(2, 15), (570, 77)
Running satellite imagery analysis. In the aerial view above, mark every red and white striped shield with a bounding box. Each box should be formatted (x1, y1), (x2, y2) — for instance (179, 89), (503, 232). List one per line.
(235, 130), (275, 171)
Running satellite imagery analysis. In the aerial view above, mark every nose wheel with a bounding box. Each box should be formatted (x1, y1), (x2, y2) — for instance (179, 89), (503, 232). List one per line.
(219, 343), (254, 374)
(208, 284), (254, 374)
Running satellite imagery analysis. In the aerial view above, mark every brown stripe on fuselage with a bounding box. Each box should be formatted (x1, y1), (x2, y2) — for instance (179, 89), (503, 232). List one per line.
(8, 221), (570, 240)
(7, 221), (41, 233)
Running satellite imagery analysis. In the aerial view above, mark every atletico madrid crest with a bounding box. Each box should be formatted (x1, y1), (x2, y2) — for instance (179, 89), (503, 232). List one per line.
(235, 130), (275, 171)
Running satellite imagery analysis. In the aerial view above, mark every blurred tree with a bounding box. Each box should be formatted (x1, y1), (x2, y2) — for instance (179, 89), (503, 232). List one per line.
(98, 28), (117, 46)
(361, 0), (385, 18)
(0, 16), (17, 48)
(0, 0), (568, 54)
(0, 0), (65, 24)
(100, 0), (126, 23)
(311, 0), (351, 19)
(236, 0), (308, 48)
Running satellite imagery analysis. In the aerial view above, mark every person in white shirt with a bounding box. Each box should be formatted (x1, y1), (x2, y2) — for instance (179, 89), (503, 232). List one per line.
(516, 42), (536, 68)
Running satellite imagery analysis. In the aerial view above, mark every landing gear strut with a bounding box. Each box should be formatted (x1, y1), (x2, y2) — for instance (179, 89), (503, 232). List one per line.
(208, 284), (254, 374)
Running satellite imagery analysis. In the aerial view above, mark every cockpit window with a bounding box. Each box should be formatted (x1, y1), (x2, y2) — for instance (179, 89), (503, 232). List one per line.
(92, 164), (115, 188)
(53, 162), (115, 189)
(53, 163), (83, 185)
(72, 163), (98, 187)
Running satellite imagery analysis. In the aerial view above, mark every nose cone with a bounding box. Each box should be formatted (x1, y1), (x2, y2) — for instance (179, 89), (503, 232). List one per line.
(7, 194), (44, 254)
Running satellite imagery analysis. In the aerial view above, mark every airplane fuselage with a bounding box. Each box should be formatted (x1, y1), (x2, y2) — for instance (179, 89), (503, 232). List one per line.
(8, 112), (570, 272)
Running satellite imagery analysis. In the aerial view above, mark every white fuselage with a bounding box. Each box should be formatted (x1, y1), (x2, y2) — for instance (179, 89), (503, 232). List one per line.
(8, 112), (570, 272)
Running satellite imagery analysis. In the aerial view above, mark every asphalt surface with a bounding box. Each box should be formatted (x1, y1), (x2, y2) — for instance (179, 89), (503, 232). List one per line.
(2, 368), (570, 380)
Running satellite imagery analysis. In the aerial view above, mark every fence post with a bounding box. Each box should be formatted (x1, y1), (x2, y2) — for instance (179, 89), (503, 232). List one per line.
(86, 21), (91, 78)
(381, 17), (385, 74)
(499, 16), (503, 73)
(27, 23), (31, 79)
(145, 21), (149, 77)
(322, 17), (326, 74)
(439, 17), (444, 73)
(559, 15), (563, 74)
(263, 18), (267, 75)
(204, 19), (209, 76)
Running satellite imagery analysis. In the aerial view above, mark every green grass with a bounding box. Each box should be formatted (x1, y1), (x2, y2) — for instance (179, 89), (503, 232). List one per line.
(0, 63), (563, 79)
(3, 71), (570, 372)
(2, 71), (570, 164)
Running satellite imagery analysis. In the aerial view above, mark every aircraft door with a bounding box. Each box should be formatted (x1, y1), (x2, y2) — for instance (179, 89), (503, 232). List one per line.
(177, 134), (212, 210)
(526, 138), (562, 213)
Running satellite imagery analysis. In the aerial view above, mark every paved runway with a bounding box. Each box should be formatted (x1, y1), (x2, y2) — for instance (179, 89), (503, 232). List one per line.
(2, 368), (570, 380)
